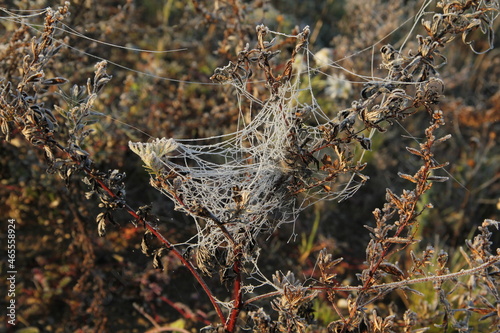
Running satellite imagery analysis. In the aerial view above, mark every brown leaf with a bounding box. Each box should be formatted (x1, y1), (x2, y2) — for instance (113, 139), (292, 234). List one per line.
(379, 262), (405, 280)
(42, 77), (68, 85)
(398, 172), (418, 183)
(406, 147), (423, 157)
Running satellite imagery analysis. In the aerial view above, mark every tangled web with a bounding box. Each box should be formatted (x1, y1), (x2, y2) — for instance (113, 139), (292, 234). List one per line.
(129, 25), (368, 264)
(129, 0), (499, 269)
(1, 0), (496, 273)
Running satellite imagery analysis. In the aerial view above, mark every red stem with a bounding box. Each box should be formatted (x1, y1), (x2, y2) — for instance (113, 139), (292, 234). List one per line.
(90, 171), (226, 324)
(225, 251), (243, 332)
(51, 141), (227, 325)
(159, 295), (211, 326)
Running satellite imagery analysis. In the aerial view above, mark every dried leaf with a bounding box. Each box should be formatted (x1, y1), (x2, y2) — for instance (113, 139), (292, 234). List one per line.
(427, 175), (449, 182)
(26, 72), (44, 83)
(435, 134), (452, 143)
(384, 237), (417, 244)
(321, 154), (332, 166)
(430, 161), (449, 170)
(141, 234), (151, 256)
(42, 77), (68, 85)
(97, 219), (106, 237)
(379, 262), (405, 280)
(359, 137), (372, 151)
(406, 147), (423, 157)
(153, 250), (164, 270)
(398, 172), (418, 183)
(386, 189), (404, 210)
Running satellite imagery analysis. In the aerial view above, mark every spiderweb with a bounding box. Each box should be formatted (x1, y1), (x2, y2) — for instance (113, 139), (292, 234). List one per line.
(2, 0), (497, 267)
(125, 0), (499, 263)
(128, 24), (371, 261)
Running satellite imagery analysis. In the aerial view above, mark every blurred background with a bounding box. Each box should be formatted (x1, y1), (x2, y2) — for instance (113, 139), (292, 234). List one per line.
(1, 0), (499, 331)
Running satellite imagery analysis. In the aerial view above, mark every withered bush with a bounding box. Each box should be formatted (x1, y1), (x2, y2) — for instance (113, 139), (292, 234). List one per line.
(1, 1), (499, 332)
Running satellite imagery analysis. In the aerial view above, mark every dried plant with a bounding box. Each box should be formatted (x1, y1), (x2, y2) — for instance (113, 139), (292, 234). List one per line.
(1, 1), (499, 332)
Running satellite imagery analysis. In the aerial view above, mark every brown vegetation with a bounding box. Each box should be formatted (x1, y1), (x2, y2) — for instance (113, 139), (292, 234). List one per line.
(1, 1), (499, 332)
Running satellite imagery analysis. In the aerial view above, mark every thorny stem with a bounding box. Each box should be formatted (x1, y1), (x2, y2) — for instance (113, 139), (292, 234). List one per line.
(142, 223), (225, 324)
(96, 183), (227, 324)
(170, 179), (244, 332)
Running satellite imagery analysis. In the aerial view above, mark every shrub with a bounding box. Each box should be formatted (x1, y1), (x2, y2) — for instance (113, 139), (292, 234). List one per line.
(1, 1), (499, 332)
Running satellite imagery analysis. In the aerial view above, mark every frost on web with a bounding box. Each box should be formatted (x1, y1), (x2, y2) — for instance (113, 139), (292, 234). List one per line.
(129, 25), (370, 269)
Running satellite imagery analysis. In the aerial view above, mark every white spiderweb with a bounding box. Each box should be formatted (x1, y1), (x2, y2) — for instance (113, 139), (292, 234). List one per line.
(129, 78), (300, 236)
(127, 0), (498, 268)
(2, 0), (497, 271)
(0, 3), (368, 262)
(129, 25), (371, 260)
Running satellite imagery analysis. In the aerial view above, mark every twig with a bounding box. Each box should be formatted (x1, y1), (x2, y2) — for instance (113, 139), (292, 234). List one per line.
(225, 250), (243, 332)
(50, 140), (227, 325)
(242, 255), (500, 306)
(158, 295), (211, 326)
(133, 302), (161, 329)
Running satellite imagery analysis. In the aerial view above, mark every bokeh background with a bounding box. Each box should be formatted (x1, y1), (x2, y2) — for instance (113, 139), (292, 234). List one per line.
(1, 0), (499, 332)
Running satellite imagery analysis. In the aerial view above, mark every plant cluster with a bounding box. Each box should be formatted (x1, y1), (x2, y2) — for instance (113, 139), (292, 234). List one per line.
(1, 1), (499, 332)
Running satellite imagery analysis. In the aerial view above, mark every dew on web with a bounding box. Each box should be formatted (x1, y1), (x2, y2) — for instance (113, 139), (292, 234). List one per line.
(4, 0), (495, 265)
(128, 25), (371, 259)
